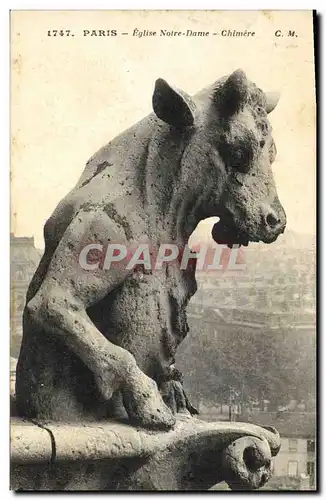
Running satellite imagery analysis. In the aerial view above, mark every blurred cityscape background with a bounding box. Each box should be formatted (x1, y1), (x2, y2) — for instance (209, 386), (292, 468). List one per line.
(10, 228), (316, 490)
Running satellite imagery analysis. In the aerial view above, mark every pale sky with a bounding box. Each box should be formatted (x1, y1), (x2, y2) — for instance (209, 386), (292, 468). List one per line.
(11, 10), (316, 248)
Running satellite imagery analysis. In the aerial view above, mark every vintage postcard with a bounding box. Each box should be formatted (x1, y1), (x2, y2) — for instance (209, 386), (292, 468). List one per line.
(10, 10), (316, 491)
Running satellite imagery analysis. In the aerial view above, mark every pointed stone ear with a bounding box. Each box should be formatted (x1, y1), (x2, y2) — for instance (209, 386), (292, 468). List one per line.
(265, 91), (280, 114)
(215, 69), (249, 117)
(152, 78), (196, 127)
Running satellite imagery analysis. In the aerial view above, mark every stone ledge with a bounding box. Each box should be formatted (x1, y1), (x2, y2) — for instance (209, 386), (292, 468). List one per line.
(11, 414), (281, 491)
(11, 417), (53, 464)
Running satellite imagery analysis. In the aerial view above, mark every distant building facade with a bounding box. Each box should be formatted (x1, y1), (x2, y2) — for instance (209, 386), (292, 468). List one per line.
(193, 239), (316, 314)
(10, 233), (42, 357)
(247, 412), (316, 490)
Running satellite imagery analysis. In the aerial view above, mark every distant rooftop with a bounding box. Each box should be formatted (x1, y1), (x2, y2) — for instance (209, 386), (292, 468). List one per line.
(10, 233), (35, 246)
(243, 411), (316, 439)
(10, 233), (43, 267)
(188, 304), (316, 329)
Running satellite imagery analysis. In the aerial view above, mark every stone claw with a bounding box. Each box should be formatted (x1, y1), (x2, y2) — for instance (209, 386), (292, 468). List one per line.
(122, 375), (176, 430)
(160, 379), (199, 416)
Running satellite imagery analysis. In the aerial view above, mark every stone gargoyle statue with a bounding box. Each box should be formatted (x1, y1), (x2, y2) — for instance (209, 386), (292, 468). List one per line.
(15, 69), (286, 490)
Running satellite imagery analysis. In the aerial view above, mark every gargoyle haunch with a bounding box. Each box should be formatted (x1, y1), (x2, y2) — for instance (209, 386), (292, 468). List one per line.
(16, 69), (286, 429)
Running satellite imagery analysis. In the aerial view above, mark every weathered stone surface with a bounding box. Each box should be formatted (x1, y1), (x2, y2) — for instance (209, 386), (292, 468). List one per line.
(11, 415), (280, 491)
(10, 418), (52, 464)
(13, 69), (286, 490)
(15, 69), (286, 432)
(47, 421), (145, 462)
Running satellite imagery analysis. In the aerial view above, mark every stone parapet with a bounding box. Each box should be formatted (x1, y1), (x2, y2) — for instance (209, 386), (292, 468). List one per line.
(11, 415), (280, 491)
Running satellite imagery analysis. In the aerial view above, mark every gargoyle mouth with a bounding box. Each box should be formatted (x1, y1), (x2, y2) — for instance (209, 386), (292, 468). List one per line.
(211, 219), (251, 249)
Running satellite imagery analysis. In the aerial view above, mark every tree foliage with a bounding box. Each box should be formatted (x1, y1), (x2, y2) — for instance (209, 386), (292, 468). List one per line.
(176, 312), (316, 409)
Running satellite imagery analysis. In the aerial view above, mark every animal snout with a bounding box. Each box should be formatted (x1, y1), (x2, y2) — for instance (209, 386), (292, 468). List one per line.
(261, 201), (286, 239)
(265, 210), (281, 229)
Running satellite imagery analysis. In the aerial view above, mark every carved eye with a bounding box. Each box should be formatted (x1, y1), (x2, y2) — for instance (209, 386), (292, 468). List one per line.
(231, 148), (251, 173)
